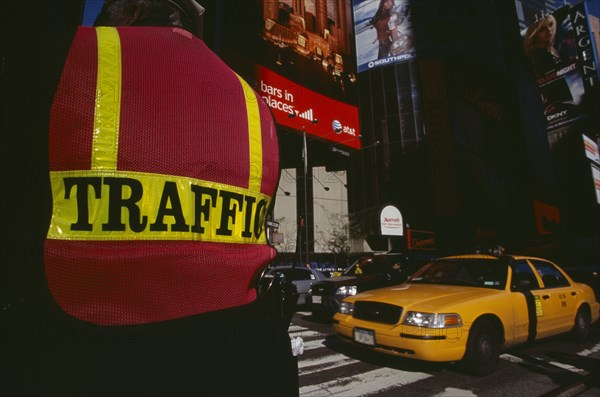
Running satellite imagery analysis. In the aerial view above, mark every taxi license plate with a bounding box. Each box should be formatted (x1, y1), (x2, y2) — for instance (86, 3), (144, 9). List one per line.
(312, 296), (322, 304)
(353, 328), (375, 346)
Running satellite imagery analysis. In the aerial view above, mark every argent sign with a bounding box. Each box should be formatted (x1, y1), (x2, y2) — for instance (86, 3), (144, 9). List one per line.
(380, 205), (403, 236)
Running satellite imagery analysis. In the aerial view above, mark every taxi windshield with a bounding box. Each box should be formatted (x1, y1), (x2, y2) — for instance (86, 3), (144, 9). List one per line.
(409, 258), (508, 290)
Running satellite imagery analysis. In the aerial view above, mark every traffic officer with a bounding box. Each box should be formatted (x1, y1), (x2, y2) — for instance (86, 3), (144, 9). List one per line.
(1, 1), (298, 395)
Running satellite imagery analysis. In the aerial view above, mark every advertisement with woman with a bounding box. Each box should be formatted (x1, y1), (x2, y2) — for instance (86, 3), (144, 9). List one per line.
(353, 0), (415, 72)
(521, 5), (595, 132)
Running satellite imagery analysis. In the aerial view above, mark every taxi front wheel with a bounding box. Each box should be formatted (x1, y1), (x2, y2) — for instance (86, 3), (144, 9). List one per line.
(462, 319), (501, 376)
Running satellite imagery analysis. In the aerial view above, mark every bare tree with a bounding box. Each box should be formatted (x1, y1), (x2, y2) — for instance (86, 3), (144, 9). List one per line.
(315, 204), (352, 267)
(273, 216), (297, 265)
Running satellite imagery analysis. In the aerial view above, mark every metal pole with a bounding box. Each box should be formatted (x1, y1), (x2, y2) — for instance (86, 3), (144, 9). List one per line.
(302, 130), (309, 266)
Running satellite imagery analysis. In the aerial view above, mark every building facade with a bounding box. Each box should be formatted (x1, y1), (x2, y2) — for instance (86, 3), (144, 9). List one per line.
(80, 0), (600, 265)
(201, 0), (599, 264)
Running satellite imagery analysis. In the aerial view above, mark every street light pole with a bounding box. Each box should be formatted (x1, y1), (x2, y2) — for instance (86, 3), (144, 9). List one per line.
(288, 113), (318, 267)
(302, 130), (309, 266)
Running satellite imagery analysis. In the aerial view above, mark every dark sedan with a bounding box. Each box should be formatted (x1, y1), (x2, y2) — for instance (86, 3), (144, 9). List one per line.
(307, 252), (435, 318)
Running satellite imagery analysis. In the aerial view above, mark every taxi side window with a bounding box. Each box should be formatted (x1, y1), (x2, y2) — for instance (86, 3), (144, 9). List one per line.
(511, 260), (540, 291)
(530, 260), (570, 289)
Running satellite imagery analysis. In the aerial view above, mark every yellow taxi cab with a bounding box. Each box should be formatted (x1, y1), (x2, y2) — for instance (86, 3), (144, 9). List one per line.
(333, 253), (599, 376)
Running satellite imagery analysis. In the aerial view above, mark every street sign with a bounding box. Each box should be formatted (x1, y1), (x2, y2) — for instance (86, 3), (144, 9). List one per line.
(266, 220), (280, 229)
(380, 205), (404, 236)
(331, 146), (350, 157)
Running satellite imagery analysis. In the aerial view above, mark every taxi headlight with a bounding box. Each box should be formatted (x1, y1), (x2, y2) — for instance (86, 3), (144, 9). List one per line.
(402, 312), (462, 328)
(336, 285), (357, 296)
(339, 302), (354, 314)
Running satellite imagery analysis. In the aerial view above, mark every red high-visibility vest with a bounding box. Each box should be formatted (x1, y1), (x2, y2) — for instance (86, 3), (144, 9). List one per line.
(45, 26), (279, 326)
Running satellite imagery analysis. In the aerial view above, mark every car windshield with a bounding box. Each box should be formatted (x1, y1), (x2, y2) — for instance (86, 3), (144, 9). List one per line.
(409, 258), (508, 290)
(343, 256), (391, 277)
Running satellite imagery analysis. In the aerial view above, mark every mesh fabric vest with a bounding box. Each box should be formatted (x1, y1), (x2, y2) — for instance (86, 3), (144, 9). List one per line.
(45, 26), (279, 326)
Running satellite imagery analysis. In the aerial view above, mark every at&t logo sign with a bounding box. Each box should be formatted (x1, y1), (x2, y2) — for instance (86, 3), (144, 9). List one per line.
(332, 119), (356, 136)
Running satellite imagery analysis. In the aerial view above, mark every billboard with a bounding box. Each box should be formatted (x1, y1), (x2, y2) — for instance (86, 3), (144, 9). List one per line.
(255, 65), (361, 148)
(406, 229), (436, 250)
(520, 4), (599, 132)
(220, 0), (361, 148)
(592, 164), (600, 205)
(353, 0), (415, 73)
(582, 134), (600, 164)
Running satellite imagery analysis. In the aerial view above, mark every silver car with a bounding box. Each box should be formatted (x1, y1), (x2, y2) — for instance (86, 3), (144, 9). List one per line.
(265, 266), (329, 305)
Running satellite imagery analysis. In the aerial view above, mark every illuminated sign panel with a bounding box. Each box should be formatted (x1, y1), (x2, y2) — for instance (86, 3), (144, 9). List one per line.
(533, 200), (560, 236)
(353, 0), (415, 73)
(592, 164), (600, 205)
(255, 65), (360, 149)
(520, 4), (599, 132)
(406, 229), (436, 250)
(380, 205), (403, 236)
(583, 134), (600, 164)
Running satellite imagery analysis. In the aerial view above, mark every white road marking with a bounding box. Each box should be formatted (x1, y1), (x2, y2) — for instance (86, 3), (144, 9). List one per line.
(299, 355), (358, 375)
(299, 352), (357, 370)
(290, 329), (326, 339)
(433, 387), (477, 397)
(302, 337), (330, 351)
(577, 342), (600, 357)
(510, 354), (588, 374)
(547, 361), (587, 374)
(289, 325), (310, 333)
(299, 367), (431, 397)
(500, 353), (525, 363)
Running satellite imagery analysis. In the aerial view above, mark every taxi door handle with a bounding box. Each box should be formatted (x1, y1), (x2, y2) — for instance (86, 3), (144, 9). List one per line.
(542, 295), (550, 300)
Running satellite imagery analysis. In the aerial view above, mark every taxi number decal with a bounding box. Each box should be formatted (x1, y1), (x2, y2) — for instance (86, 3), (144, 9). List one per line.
(534, 295), (543, 317)
(47, 170), (270, 243)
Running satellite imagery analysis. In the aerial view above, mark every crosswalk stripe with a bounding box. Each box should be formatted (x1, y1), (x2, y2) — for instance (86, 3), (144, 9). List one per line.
(299, 357), (358, 376)
(577, 342), (600, 357)
(432, 387), (477, 397)
(289, 325), (310, 333)
(290, 329), (325, 339)
(299, 367), (431, 397)
(298, 352), (357, 370)
(302, 338), (328, 351)
(547, 361), (587, 374)
(500, 353), (524, 363)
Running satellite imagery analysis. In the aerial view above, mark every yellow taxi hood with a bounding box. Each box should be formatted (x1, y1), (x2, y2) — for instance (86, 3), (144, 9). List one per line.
(349, 283), (503, 312)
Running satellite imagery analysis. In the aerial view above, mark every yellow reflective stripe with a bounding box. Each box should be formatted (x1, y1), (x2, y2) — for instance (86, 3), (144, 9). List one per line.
(47, 170), (271, 243)
(92, 27), (122, 170)
(235, 74), (263, 192)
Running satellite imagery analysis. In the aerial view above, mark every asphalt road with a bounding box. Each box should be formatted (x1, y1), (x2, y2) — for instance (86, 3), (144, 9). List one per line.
(290, 310), (600, 397)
